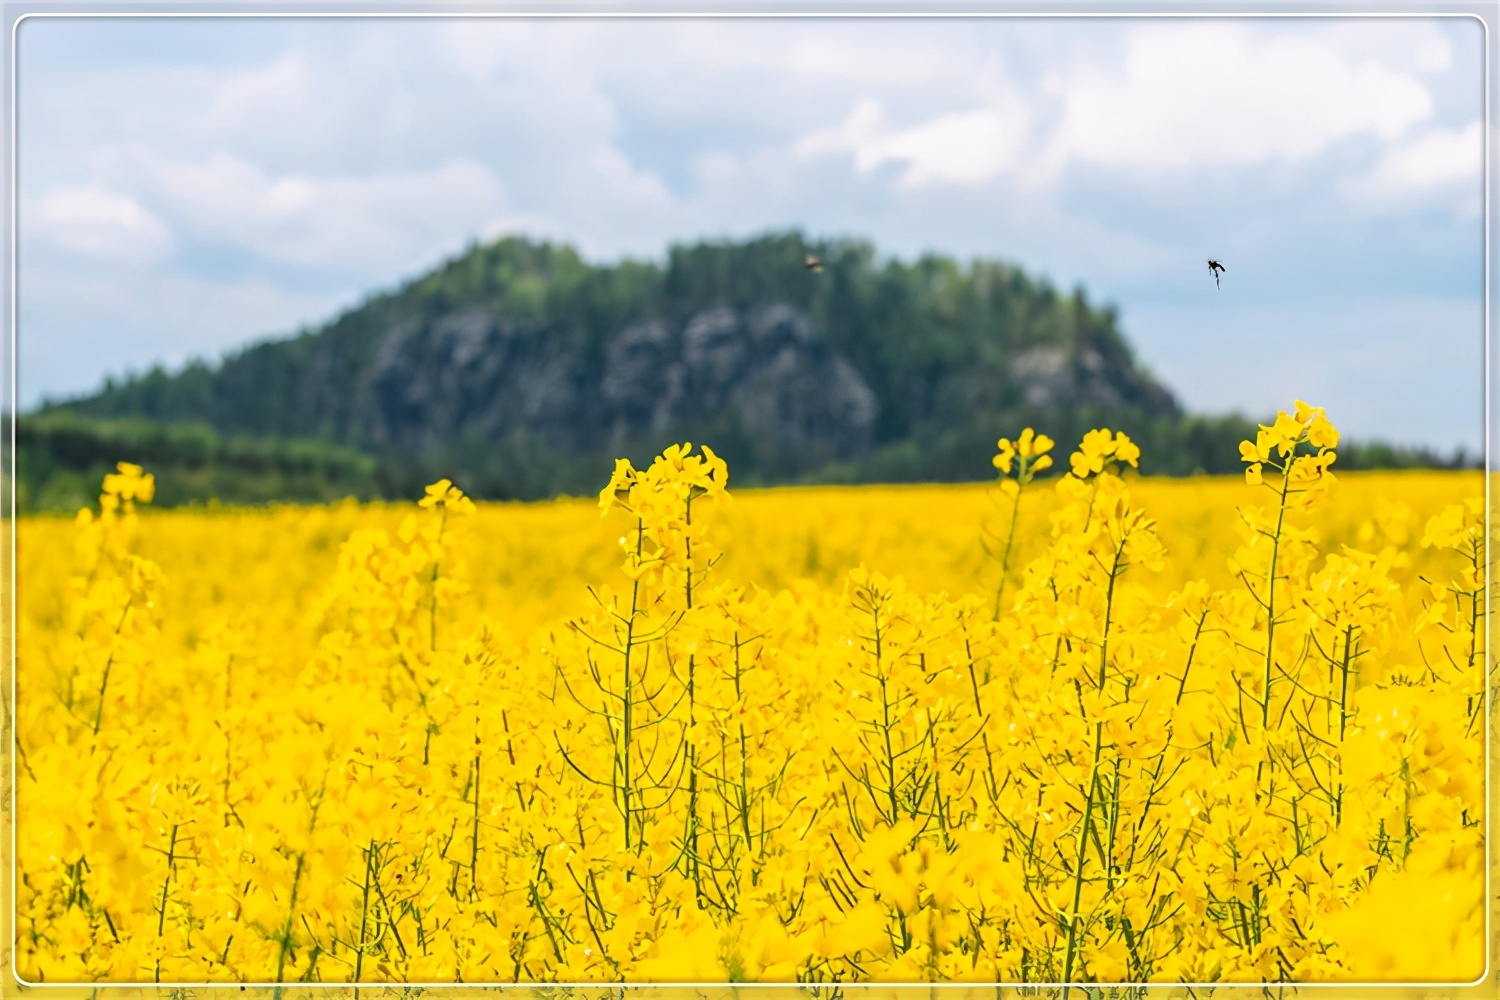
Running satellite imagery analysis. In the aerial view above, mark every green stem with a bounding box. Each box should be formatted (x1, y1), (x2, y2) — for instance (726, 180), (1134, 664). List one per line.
(274, 853), (306, 983)
(993, 482), (1024, 621)
(156, 824), (180, 937)
(1261, 468), (1293, 728)
(354, 840), (376, 982)
(470, 751), (482, 896)
(620, 517), (643, 855)
(1062, 724), (1105, 990)
(91, 597), (134, 736)
(428, 506), (449, 653)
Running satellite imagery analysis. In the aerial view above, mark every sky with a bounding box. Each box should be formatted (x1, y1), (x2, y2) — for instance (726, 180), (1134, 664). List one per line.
(13, 14), (1486, 454)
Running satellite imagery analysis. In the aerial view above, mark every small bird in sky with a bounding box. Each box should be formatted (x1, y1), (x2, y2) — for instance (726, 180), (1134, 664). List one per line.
(1207, 259), (1225, 289)
(804, 254), (824, 273)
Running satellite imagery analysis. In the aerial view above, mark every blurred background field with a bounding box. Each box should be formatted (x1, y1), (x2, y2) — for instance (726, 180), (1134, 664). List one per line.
(17, 468), (1484, 645)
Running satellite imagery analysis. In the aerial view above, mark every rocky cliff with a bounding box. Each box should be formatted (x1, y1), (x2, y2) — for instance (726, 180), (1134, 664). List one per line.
(54, 231), (1184, 497)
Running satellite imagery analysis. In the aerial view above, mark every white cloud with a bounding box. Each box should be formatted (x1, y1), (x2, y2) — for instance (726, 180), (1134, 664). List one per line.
(1361, 120), (1483, 192)
(669, 21), (970, 90)
(1325, 19), (1457, 75)
(796, 97), (1031, 188)
(115, 151), (510, 275)
(793, 21), (1449, 192)
(444, 20), (550, 82)
(27, 185), (174, 264)
(206, 52), (309, 129)
(1042, 23), (1435, 173)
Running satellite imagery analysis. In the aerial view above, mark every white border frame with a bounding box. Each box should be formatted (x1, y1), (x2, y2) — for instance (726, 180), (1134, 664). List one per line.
(3, 6), (1493, 993)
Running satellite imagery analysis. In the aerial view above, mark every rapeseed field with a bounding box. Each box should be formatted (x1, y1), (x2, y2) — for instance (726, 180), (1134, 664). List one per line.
(13, 402), (1489, 985)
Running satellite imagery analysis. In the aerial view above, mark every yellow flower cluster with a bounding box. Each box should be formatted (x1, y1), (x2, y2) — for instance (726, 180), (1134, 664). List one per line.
(598, 442), (729, 593)
(1069, 428), (1141, 479)
(987, 429), (1057, 620)
(13, 411), (1486, 985)
(1239, 399), (1338, 489)
(993, 428), (1055, 480)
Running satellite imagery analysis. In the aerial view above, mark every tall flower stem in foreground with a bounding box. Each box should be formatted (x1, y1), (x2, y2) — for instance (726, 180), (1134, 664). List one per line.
(1236, 402), (1338, 734)
(989, 428), (1054, 620)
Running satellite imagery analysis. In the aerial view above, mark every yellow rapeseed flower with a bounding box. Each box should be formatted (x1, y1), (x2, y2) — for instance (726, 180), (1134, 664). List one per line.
(12, 420), (1484, 987)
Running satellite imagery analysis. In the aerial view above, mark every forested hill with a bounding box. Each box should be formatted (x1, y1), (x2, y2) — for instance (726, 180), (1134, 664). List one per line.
(33, 231), (1454, 506)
